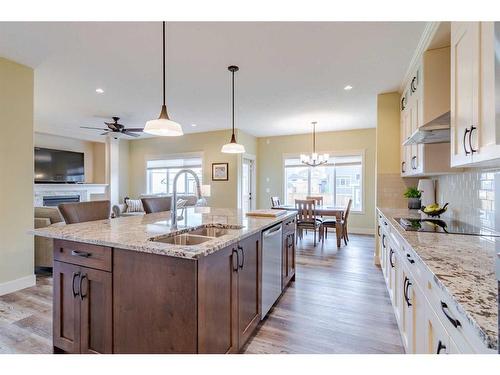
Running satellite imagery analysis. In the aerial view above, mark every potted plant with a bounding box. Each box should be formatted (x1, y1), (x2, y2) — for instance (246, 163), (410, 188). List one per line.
(403, 187), (422, 209)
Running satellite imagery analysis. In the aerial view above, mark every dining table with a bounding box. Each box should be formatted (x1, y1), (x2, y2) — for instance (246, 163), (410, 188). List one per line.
(272, 205), (346, 247)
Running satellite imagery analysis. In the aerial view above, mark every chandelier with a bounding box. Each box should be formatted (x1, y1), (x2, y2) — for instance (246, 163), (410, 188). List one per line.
(300, 122), (329, 167)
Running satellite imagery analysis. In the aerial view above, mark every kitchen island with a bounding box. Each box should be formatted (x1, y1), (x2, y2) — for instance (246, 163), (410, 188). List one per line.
(33, 207), (297, 354)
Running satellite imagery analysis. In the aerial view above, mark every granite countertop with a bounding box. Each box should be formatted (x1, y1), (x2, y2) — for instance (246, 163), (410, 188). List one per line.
(33, 207), (296, 260)
(378, 207), (498, 351)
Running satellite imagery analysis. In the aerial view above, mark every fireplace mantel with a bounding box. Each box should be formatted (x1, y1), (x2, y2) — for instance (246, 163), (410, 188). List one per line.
(34, 183), (109, 207)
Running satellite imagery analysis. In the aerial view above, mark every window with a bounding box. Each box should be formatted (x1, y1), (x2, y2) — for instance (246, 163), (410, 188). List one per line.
(283, 154), (363, 211)
(146, 156), (202, 195)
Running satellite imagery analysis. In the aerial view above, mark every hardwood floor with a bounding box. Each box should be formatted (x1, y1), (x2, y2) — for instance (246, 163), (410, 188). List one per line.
(242, 233), (404, 354)
(0, 234), (403, 354)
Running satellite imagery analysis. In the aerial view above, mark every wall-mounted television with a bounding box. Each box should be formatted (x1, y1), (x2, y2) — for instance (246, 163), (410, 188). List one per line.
(34, 147), (85, 183)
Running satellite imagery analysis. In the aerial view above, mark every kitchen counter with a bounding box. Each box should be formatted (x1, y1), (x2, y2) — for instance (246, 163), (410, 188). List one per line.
(33, 206), (296, 259)
(378, 207), (498, 351)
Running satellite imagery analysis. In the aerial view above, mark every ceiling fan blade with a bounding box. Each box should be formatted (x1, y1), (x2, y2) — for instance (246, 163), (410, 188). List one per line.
(100, 132), (110, 136)
(123, 131), (140, 137)
(124, 128), (144, 132)
(81, 126), (109, 130)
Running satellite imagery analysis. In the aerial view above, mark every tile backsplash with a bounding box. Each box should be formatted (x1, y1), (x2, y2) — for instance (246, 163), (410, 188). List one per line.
(435, 169), (500, 233)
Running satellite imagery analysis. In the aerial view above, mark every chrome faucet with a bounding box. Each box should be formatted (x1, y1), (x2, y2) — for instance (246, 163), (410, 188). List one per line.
(171, 169), (204, 230)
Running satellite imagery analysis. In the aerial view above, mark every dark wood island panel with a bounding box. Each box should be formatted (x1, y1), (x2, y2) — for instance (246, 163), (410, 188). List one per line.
(113, 249), (198, 353)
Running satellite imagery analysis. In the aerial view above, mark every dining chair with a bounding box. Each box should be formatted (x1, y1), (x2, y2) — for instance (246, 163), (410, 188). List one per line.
(58, 200), (111, 224)
(270, 196), (281, 208)
(306, 196), (324, 206)
(141, 197), (173, 214)
(295, 199), (322, 246)
(320, 199), (352, 245)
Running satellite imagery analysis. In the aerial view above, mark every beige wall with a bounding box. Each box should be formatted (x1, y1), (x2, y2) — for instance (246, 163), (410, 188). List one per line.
(128, 130), (239, 208)
(34, 132), (106, 184)
(375, 92), (417, 209)
(0, 57), (35, 293)
(118, 139), (130, 202)
(257, 128), (377, 233)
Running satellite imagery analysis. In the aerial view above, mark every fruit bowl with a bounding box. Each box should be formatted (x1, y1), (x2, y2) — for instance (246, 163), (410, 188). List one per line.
(420, 203), (449, 218)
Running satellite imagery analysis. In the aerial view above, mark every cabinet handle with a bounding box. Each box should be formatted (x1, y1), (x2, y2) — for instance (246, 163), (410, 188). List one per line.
(237, 245), (244, 269)
(79, 273), (88, 300)
(436, 340), (447, 354)
(71, 250), (92, 258)
(382, 234), (386, 249)
(469, 125), (477, 154)
(440, 301), (461, 328)
(411, 77), (417, 93)
(401, 97), (406, 111)
(232, 248), (239, 272)
(463, 128), (471, 155)
(404, 277), (412, 307)
(72, 272), (80, 298)
(401, 161), (406, 173)
(377, 225), (381, 237)
(406, 253), (415, 264)
(389, 249), (395, 268)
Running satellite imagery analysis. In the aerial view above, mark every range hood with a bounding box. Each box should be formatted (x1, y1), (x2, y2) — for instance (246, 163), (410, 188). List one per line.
(403, 111), (450, 146)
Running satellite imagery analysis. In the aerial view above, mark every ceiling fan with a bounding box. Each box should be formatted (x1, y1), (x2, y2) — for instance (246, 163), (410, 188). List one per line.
(80, 117), (144, 138)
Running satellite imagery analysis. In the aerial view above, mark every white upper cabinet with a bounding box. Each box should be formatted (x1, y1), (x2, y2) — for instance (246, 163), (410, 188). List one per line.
(400, 48), (454, 177)
(451, 22), (500, 167)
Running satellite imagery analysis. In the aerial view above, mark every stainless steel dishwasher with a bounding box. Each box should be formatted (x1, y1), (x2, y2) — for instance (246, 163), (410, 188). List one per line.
(261, 223), (283, 319)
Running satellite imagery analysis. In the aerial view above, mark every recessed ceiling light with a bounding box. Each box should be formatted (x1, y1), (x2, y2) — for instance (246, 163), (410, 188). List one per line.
(95, 88), (104, 94)
(191, 124), (197, 127)
(344, 85), (353, 91)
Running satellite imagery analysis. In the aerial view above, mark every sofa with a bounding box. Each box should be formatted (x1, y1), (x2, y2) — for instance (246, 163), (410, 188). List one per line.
(112, 195), (199, 218)
(34, 206), (64, 268)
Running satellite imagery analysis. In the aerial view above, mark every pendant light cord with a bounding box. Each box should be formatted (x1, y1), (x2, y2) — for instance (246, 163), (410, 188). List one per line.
(312, 122), (316, 153)
(232, 69), (235, 135)
(163, 21), (166, 106)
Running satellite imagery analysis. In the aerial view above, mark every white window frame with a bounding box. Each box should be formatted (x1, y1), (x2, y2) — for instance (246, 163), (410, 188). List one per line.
(282, 149), (365, 213)
(144, 152), (204, 195)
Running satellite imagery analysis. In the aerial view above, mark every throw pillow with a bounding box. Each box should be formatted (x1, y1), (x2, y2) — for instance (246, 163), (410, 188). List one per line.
(125, 198), (144, 213)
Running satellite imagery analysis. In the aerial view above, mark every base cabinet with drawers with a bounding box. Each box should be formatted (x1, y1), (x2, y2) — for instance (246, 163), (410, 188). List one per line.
(377, 209), (495, 354)
(282, 216), (296, 289)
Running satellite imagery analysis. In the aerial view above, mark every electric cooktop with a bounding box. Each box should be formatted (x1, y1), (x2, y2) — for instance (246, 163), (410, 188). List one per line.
(395, 217), (500, 237)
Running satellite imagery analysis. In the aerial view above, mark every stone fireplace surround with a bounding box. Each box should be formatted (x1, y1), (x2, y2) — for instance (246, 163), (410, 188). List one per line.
(34, 183), (108, 207)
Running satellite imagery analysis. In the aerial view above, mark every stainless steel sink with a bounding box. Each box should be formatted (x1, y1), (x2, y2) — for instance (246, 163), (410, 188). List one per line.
(153, 234), (213, 245)
(150, 223), (244, 246)
(189, 227), (229, 237)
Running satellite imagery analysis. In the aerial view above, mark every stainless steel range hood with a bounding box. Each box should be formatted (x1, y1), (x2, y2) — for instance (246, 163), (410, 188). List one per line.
(403, 111), (450, 146)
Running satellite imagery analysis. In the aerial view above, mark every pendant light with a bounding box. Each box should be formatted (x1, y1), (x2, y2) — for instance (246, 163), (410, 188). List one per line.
(221, 65), (245, 154)
(300, 122), (329, 167)
(144, 22), (183, 136)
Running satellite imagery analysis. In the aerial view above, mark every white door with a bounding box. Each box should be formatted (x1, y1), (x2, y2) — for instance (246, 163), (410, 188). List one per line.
(242, 157), (255, 211)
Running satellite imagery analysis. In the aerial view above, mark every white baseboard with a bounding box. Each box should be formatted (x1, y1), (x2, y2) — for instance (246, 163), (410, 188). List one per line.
(0, 274), (36, 296)
(348, 227), (375, 235)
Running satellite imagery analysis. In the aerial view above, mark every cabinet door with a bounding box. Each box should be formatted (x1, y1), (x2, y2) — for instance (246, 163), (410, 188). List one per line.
(411, 282), (427, 353)
(450, 22), (480, 167)
(237, 233), (261, 349)
(400, 267), (413, 352)
(197, 244), (239, 354)
(79, 267), (112, 354)
(426, 307), (451, 354)
(282, 232), (296, 288)
(53, 261), (81, 353)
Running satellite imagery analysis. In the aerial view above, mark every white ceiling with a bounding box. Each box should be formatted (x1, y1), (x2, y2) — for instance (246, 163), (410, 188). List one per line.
(0, 22), (426, 141)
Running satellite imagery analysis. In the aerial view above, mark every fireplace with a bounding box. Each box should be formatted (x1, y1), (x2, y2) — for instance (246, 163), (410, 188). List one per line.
(43, 195), (80, 207)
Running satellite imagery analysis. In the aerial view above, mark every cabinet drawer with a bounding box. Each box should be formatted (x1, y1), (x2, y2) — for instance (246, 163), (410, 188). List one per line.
(54, 240), (112, 272)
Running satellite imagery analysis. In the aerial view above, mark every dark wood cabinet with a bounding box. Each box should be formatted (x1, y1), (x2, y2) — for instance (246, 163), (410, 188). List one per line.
(282, 217), (296, 289)
(53, 240), (112, 354)
(53, 261), (81, 353)
(236, 233), (261, 347)
(198, 232), (261, 353)
(197, 244), (239, 353)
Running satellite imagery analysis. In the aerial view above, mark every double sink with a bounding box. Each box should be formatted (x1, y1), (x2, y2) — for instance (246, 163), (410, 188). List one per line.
(150, 224), (244, 246)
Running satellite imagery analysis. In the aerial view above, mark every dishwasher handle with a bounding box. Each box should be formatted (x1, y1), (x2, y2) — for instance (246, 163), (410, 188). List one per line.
(263, 225), (282, 238)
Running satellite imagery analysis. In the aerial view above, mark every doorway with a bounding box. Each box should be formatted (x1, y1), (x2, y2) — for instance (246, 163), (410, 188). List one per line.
(242, 156), (256, 211)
